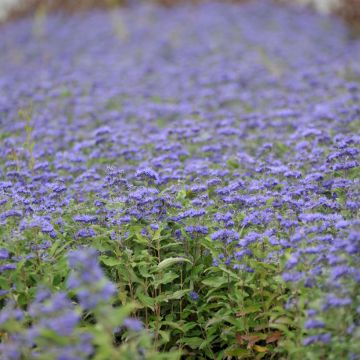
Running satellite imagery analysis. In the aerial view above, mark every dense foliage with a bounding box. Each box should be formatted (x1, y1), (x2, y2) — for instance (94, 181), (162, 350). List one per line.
(0, 2), (359, 359)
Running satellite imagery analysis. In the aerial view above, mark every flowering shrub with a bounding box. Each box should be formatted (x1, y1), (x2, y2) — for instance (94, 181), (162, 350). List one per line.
(0, 1), (359, 359)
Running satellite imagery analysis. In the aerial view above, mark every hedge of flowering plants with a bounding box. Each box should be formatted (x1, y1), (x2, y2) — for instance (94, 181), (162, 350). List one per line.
(0, 1), (360, 359)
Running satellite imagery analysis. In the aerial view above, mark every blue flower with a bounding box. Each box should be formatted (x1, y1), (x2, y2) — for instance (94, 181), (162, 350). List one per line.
(304, 319), (325, 329)
(123, 318), (144, 332)
(211, 229), (239, 244)
(189, 291), (200, 301)
(67, 248), (116, 309)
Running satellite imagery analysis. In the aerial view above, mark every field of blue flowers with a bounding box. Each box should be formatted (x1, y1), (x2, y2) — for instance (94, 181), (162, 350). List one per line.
(0, 1), (359, 359)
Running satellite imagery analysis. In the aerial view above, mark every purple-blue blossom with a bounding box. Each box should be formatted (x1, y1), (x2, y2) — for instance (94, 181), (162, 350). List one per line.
(67, 248), (116, 309)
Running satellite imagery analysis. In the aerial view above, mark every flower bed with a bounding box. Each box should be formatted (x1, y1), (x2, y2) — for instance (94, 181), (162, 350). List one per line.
(0, 2), (359, 359)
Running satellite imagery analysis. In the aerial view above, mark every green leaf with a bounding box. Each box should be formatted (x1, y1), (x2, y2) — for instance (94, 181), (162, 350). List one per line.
(160, 289), (191, 302)
(227, 158), (239, 169)
(137, 292), (155, 310)
(171, 289), (192, 300)
(200, 334), (218, 350)
(205, 316), (231, 329)
(153, 272), (179, 287)
(224, 346), (251, 357)
(133, 233), (150, 245)
(218, 265), (241, 280)
(268, 323), (292, 335)
(137, 265), (155, 279)
(176, 189), (187, 200)
(161, 321), (184, 332)
(38, 328), (70, 346)
(183, 322), (198, 332)
(271, 316), (294, 325)
(49, 239), (74, 258)
(117, 265), (142, 283)
(235, 304), (262, 316)
(157, 257), (192, 271)
(15, 258), (27, 273)
(0, 276), (9, 290)
(100, 257), (122, 267)
(178, 337), (204, 349)
(202, 276), (227, 288)
(205, 295), (227, 303)
(161, 242), (182, 250)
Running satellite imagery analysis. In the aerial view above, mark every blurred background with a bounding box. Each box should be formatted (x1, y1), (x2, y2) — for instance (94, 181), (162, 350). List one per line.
(0, 0), (359, 34)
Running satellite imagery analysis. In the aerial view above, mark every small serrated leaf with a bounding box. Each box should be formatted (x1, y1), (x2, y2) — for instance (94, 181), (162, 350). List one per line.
(157, 257), (192, 271)
(202, 276), (227, 288)
(153, 272), (179, 287)
(100, 257), (122, 267)
(161, 321), (184, 332)
(225, 346), (251, 357)
(178, 337), (204, 349)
